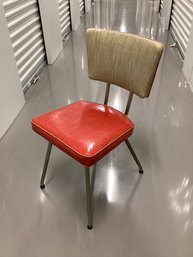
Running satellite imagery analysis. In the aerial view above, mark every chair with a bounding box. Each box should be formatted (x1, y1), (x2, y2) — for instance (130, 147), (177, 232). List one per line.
(32, 28), (163, 229)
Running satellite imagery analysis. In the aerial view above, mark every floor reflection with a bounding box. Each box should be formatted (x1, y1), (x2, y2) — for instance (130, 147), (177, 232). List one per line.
(88, 0), (160, 40)
(169, 177), (193, 231)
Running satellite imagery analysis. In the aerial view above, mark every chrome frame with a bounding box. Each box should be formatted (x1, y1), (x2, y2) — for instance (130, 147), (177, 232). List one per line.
(125, 139), (143, 174)
(124, 92), (143, 173)
(38, 85), (143, 229)
(40, 141), (94, 230)
(40, 142), (52, 188)
(125, 92), (133, 115)
(104, 83), (111, 105)
(85, 167), (93, 229)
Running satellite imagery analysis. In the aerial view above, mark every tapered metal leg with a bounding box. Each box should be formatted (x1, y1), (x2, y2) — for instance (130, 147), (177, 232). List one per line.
(40, 142), (53, 189)
(85, 167), (93, 230)
(125, 139), (143, 174)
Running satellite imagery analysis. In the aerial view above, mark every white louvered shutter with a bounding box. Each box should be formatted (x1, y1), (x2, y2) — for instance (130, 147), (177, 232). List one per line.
(159, 0), (163, 16)
(170, 0), (193, 58)
(79, 0), (85, 15)
(3, 0), (46, 92)
(58, 0), (71, 39)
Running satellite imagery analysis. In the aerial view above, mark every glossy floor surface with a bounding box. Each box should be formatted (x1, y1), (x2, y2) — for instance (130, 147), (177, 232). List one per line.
(1, 0), (193, 256)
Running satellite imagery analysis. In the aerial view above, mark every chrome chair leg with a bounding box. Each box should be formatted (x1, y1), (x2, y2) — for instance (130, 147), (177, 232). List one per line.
(125, 139), (143, 174)
(85, 167), (93, 230)
(40, 142), (53, 189)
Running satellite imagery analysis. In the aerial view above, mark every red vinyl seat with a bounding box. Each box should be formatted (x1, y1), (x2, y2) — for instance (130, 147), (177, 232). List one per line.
(32, 100), (134, 167)
(32, 28), (163, 229)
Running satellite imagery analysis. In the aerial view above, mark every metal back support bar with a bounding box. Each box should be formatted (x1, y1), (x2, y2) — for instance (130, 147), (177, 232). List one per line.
(125, 92), (133, 115)
(104, 84), (133, 116)
(104, 83), (111, 105)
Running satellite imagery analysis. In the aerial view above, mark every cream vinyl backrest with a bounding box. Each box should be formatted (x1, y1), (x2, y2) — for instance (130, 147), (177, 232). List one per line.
(86, 28), (164, 98)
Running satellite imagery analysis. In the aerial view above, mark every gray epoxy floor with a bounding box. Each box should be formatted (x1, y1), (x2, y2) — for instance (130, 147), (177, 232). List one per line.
(1, 0), (193, 256)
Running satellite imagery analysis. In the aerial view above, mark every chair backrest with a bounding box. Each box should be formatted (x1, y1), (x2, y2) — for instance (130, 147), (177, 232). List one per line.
(86, 28), (164, 98)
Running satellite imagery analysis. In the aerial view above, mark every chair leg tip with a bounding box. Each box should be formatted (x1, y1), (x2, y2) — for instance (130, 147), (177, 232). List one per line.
(40, 184), (45, 189)
(87, 225), (93, 230)
(139, 169), (143, 174)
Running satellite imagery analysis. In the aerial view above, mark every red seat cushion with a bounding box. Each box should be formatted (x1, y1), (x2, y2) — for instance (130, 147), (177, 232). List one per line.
(32, 100), (134, 166)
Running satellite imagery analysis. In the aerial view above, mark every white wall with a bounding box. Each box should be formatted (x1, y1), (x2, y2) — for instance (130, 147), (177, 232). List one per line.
(69, 0), (80, 30)
(0, 1), (25, 139)
(85, 0), (91, 13)
(162, 0), (173, 30)
(183, 21), (193, 90)
(155, 0), (161, 12)
(38, 0), (63, 64)
(38, 0), (82, 64)
(190, 68), (193, 86)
